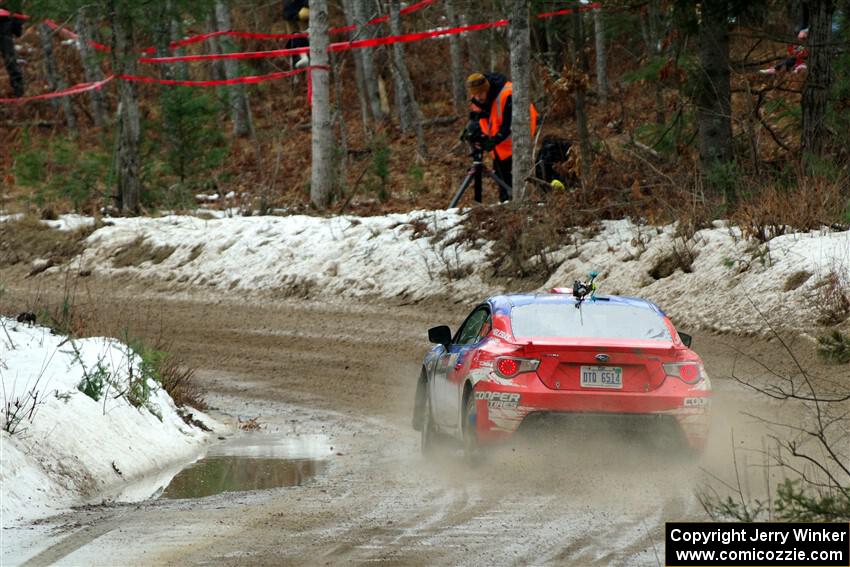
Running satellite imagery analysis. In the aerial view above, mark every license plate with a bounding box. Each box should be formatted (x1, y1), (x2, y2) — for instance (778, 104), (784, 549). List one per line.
(580, 366), (623, 389)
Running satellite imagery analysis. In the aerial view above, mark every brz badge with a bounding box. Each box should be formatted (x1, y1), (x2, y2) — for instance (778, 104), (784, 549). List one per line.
(595, 353), (610, 362)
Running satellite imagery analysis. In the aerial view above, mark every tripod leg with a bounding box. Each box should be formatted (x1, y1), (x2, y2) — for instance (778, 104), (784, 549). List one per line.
(449, 171), (476, 209)
(485, 171), (513, 200)
(474, 167), (483, 203)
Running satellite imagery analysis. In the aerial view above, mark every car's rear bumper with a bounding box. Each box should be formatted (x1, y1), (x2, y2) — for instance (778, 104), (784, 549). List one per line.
(472, 376), (710, 451)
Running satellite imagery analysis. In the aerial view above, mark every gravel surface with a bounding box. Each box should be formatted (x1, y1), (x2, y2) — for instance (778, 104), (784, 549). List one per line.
(1, 272), (844, 566)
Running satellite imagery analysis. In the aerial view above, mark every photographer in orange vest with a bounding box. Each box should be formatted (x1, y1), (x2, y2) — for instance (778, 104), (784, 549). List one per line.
(466, 72), (538, 202)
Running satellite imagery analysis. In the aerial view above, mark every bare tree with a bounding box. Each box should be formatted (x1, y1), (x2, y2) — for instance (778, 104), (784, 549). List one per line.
(75, 9), (108, 128)
(111, 4), (142, 214)
(342, 0), (372, 134)
(214, 0), (254, 138)
(38, 24), (77, 136)
(571, 3), (591, 184)
(802, 0), (835, 163)
(445, 0), (465, 112)
(389, 0), (427, 158)
(696, 0), (734, 198)
(353, 0), (386, 123)
(510, 0), (532, 200)
(593, 6), (608, 105)
(310, 0), (335, 209)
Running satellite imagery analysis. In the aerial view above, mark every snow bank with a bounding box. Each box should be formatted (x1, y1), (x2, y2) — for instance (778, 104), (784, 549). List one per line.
(39, 211), (850, 334)
(76, 210), (492, 300)
(0, 319), (215, 526)
(543, 220), (850, 335)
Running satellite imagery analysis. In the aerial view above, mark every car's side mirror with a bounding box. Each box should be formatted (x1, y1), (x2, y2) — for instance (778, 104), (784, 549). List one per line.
(679, 332), (693, 348)
(428, 325), (452, 348)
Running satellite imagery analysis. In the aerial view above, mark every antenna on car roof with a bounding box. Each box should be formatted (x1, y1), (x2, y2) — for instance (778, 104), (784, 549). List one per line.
(572, 271), (598, 310)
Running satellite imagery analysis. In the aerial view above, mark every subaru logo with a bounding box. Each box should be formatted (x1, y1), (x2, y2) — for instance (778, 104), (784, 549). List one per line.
(595, 353), (609, 362)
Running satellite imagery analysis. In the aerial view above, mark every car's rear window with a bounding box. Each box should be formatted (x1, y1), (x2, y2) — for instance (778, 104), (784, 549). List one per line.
(510, 302), (672, 341)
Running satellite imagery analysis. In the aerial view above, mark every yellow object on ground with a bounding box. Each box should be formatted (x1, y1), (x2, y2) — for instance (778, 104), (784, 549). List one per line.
(551, 179), (565, 191)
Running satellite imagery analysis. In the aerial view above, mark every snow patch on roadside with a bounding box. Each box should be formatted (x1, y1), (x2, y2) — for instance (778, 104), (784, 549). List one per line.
(33, 211), (850, 334)
(543, 220), (850, 334)
(75, 210), (491, 300)
(0, 319), (216, 526)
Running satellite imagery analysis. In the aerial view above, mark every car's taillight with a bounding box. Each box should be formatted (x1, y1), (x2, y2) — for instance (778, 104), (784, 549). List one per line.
(663, 362), (704, 385)
(494, 357), (539, 379)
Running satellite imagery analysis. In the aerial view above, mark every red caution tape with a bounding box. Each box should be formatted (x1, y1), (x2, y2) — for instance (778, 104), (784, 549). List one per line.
(0, 67), (331, 104)
(535, 2), (601, 19)
(138, 0), (437, 54)
(140, 19), (509, 64)
(119, 66), (326, 87)
(0, 8), (28, 20)
(43, 18), (111, 53)
(140, 3), (602, 65)
(0, 76), (113, 104)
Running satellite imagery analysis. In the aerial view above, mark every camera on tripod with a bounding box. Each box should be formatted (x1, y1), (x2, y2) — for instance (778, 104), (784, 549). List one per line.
(461, 112), (487, 160)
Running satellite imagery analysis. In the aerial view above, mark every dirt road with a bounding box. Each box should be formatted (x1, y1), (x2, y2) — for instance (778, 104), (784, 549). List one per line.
(1, 275), (834, 566)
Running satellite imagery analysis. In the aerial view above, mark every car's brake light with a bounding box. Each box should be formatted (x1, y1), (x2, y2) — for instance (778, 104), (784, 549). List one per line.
(495, 357), (539, 379)
(663, 362), (704, 385)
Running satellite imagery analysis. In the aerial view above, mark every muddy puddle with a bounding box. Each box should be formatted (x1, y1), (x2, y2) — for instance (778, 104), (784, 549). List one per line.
(160, 434), (332, 499)
(101, 434), (333, 503)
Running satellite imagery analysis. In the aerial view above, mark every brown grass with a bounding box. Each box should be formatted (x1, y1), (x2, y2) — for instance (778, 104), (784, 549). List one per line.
(784, 270), (812, 292)
(814, 271), (850, 326)
(157, 353), (207, 410)
(112, 237), (176, 268)
(0, 215), (98, 267)
(733, 177), (849, 243)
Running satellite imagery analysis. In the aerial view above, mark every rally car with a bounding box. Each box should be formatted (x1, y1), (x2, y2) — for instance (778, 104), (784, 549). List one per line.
(412, 288), (711, 458)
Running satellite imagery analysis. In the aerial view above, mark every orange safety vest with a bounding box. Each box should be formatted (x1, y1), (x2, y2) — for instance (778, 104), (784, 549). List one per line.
(478, 82), (539, 161)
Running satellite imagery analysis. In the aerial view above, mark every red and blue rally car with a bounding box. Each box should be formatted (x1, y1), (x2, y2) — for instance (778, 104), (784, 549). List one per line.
(412, 288), (711, 457)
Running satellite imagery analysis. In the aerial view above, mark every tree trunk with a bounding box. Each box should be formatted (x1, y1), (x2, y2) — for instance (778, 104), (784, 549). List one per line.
(214, 0), (254, 138)
(38, 24), (77, 136)
(445, 0), (465, 112)
(648, 0), (664, 124)
(802, 0), (835, 162)
(389, 0), (427, 158)
(310, 0), (334, 209)
(593, 7), (608, 104)
(75, 10), (107, 128)
(332, 53), (349, 191)
(696, 0), (734, 198)
(342, 0), (372, 134)
(510, 0), (532, 200)
(572, 5), (591, 184)
(112, 5), (142, 214)
(353, 0), (385, 123)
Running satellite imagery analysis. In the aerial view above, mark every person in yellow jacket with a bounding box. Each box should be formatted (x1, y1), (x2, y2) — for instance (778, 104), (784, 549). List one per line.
(466, 72), (538, 202)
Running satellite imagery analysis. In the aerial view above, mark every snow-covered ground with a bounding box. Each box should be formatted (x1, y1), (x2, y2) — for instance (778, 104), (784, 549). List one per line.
(0, 319), (216, 526)
(49, 210), (849, 336)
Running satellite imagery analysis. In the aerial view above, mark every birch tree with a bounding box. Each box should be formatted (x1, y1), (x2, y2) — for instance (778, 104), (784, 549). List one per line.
(593, 7), (608, 104)
(310, 0), (334, 209)
(214, 0), (254, 138)
(510, 0), (532, 200)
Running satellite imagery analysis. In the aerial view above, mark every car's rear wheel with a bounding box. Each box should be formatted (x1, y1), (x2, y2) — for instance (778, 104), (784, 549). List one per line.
(462, 391), (484, 464)
(420, 386), (438, 456)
